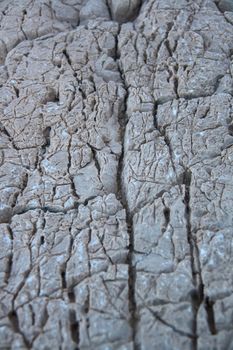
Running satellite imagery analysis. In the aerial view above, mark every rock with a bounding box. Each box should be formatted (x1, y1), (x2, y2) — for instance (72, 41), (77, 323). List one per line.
(0, 0), (233, 349)
(79, 0), (110, 24)
(217, 0), (233, 12)
(108, 0), (142, 23)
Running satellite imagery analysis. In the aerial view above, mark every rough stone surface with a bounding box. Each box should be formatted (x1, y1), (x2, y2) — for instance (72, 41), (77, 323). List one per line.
(0, 0), (233, 349)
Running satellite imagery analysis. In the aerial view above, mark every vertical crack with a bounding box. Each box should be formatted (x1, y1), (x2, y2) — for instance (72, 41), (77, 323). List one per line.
(69, 310), (80, 349)
(20, 9), (28, 39)
(117, 138), (138, 348)
(68, 136), (79, 200)
(4, 252), (13, 284)
(84, 285), (90, 343)
(60, 269), (67, 289)
(42, 126), (51, 154)
(205, 297), (217, 335)
(60, 223), (80, 347)
(105, 0), (113, 20)
(29, 304), (35, 326)
(116, 29), (138, 349)
(162, 203), (170, 233)
(173, 64), (179, 98)
(153, 86), (218, 345)
(127, 215), (138, 349)
(40, 304), (49, 329)
(4, 225), (13, 284)
(61, 226), (74, 293)
(183, 169), (205, 349)
(37, 265), (41, 297)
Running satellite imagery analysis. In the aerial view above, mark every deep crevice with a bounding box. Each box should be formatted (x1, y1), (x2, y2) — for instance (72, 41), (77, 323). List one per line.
(68, 138), (79, 200)
(83, 287), (90, 341)
(127, 215), (138, 349)
(162, 206), (170, 233)
(4, 253), (13, 284)
(153, 102), (158, 129)
(4, 225), (13, 284)
(60, 269), (67, 289)
(205, 297), (217, 335)
(69, 310), (80, 348)
(183, 169), (205, 350)
(42, 126), (51, 154)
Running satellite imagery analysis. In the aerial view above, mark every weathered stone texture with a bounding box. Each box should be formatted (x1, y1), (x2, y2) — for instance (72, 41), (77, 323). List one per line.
(0, 0), (233, 349)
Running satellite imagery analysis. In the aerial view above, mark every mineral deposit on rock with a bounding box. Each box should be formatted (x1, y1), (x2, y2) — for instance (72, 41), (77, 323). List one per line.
(0, 0), (233, 349)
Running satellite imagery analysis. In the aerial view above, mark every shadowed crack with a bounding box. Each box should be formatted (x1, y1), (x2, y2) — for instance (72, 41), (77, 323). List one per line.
(162, 205), (170, 233)
(69, 310), (80, 348)
(183, 169), (205, 350)
(8, 310), (31, 349)
(146, 304), (195, 339)
(205, 297), (217, 335)
(4, 225), (13, 284)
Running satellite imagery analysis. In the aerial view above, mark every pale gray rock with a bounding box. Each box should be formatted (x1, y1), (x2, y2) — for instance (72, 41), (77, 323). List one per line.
(79, 0), (110, 24)
(0, 0), (233, 349)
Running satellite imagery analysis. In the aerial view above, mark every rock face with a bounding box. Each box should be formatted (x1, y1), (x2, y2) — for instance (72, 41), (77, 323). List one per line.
(0, 0), (233, 349)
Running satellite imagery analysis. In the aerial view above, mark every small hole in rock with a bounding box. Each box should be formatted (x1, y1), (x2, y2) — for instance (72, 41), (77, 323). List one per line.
(40, 236), (45, 245)
(61, 269), (67, 289)
(228, 124), (233, 136)
(68, 289), (76, 303)
(163, 207), (170, 222)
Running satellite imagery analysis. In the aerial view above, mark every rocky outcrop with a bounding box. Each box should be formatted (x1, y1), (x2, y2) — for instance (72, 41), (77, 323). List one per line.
(0, 0), (233, 349)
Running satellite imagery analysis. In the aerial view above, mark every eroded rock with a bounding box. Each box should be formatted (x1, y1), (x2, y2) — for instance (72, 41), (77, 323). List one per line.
(0, 0), (233, 349)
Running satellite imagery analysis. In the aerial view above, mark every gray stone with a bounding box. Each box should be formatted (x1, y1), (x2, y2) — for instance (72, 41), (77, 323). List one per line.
(217, 0), (233, 12)
(0, 0), (233, 349)
(108, 0), (142, 23)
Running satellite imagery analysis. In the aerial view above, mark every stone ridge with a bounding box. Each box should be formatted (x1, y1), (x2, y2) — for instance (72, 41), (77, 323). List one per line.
(0, 0), (233, 349)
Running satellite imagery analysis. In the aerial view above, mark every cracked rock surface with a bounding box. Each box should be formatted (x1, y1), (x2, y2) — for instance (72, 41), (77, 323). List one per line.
(0, 0), (233, 349)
